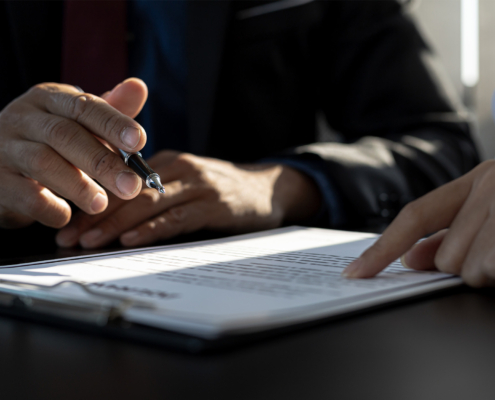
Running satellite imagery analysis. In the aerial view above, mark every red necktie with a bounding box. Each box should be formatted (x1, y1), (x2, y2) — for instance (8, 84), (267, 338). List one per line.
(61, 0), (128, 95)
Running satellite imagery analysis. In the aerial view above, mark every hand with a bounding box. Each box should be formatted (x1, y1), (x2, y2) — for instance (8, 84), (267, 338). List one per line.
(56, 151), (322, 248)
(342, 160), (495, 287)
(0, 78), (148, 229)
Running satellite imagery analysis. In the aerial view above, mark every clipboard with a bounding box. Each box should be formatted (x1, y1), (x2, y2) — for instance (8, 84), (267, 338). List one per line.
(0, 227), (465, 353)
(0, 275), (465, 354)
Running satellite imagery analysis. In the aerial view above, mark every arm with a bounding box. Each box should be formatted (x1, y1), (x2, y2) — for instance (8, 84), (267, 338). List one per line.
(284, 0), (479, 231)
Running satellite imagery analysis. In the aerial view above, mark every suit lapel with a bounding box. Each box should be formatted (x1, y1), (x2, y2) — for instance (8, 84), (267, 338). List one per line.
(187, 0), (231, 155)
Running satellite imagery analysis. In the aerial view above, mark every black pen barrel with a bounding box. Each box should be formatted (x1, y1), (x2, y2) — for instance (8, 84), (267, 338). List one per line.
(127, 154), (155, 182)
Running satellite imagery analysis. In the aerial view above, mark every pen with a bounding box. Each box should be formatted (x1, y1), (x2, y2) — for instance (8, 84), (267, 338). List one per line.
(119, 149), (165, 194)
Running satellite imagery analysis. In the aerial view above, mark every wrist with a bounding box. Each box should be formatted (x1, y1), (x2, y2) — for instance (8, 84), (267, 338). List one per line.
(272, 164), (322, 224)
(235, 162), (322, 226)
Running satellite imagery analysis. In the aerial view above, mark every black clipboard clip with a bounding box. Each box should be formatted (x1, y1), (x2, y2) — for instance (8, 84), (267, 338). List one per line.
(0, 279), (155, 327)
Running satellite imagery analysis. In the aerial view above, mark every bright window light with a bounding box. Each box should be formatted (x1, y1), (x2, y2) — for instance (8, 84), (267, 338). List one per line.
(461, 0), (479, 87)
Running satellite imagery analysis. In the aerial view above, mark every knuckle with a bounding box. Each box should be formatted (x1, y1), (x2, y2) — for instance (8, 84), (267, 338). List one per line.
(150, 150), (180, 167)
(27, 83), (59, 99)
(28, 145), (56, 175)
(102, 113), (122, 138)
(28, 83), (48, 96)
(157, 150), (179, 158)
(65, 94), (118, 138)
(154, 215), (167, 228)
(0, 114), (24, 154)
(67, 93), (92, 121)
(22, 192), (51, 220)
(90, 150), (119, 178)
(176, 152), (195, 162)
(433, 250), (459, 275)
(140, 216), (165, 238)
(174, 153), (199, 172)
(149, 214), (179, 241)
(43, 117), (78, 148)
(152, 216), (174, 240)
(71, 177), (95, 205)
(0, 102), (24, 130)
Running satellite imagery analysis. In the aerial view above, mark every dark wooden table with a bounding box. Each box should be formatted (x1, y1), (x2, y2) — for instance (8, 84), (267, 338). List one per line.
(2, 228), (495, 400)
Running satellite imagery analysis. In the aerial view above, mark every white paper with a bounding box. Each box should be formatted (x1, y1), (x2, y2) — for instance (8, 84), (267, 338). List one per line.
(0, 226), (461, 338)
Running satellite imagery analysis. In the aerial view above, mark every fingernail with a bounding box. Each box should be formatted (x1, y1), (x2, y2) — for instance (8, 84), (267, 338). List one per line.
(400, 253), (412, 269)
(121, 126), (141, 149)
(121, 230), (139, 244)
(90, 192), (108, 213)
(342, 258), (364, 278)
(56, 227), (79, 247)
(80, 228), (103, 247)
(116, 171), (140, 196)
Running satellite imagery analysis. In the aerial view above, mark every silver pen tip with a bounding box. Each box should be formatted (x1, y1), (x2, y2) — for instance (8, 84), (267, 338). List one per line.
(147, 174), (165, 194)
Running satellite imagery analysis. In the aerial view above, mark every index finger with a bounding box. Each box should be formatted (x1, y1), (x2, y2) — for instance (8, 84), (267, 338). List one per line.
(26, 83), (146, 152)
(342, 174), (473, 278)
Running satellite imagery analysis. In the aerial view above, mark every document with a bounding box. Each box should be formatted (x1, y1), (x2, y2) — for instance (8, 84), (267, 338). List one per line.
(0, 227), (460, 338)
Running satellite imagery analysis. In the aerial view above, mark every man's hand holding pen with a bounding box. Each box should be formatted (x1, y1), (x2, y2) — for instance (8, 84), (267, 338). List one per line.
(0, 76), (322, 247)
(0, 78), (148, 229)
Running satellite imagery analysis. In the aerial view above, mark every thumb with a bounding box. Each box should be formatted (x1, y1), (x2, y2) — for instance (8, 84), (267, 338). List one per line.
(102, 78), (148, 118)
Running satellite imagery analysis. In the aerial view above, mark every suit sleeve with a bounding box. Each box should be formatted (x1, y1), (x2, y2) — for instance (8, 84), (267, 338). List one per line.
(282, 0), (480, 232)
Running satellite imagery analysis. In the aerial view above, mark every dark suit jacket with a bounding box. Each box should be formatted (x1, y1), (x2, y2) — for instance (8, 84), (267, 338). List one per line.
(0, 0), (480, 234)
